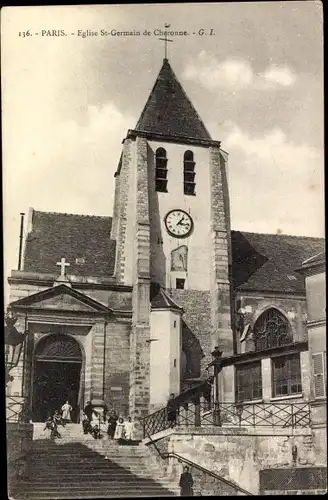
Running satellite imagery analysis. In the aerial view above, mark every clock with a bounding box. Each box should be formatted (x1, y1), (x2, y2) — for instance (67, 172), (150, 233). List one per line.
(164, 209), (193, 238)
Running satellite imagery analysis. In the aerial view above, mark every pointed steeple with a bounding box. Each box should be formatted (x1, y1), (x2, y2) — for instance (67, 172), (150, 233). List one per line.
(135, 59), (211, 141)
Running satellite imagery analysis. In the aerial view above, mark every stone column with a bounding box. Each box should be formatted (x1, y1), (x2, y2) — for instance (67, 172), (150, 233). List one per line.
(261, 358), (272, 402)
(90, 320), (106, 400)
(209, 147), (233, 355)
(111, 170), (121, 242)
(300, 350), (311, 401)
(114, 139), (133, 282)
(129, 137), (151, 432)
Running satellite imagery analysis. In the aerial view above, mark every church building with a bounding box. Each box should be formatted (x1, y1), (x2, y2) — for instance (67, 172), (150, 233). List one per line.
(7, 58), (325, 432)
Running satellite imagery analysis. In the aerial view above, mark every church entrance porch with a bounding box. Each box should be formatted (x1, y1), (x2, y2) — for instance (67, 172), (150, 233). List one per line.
(31, 334), (83, 423)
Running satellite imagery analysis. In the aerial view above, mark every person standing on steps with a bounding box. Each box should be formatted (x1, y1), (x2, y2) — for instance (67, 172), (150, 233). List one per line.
(167, 393), (178, 428)
(124, 416), (135, 443)
(114, 416), (125, 443)
(61, 400), (72, 424)
(107, 410), (118, 440)
(179, 466), (194, 496)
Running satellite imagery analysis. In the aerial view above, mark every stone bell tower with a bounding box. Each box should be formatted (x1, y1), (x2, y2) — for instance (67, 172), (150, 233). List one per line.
(110, 58), (233, 419)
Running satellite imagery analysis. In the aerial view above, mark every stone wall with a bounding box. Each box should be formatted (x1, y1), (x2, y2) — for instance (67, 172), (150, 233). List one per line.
(168, 289), (211, 370)
(129, 136), (151, 429)
(104, 319), (131, 417)
(146, 426), (317, 495)
(259, 466), (327, 495)
(6, 422), (33, 496)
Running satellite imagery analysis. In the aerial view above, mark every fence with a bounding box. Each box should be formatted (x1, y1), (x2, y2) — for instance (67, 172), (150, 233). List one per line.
(6, 395), (28, 423)
(143, 400), (311, 438)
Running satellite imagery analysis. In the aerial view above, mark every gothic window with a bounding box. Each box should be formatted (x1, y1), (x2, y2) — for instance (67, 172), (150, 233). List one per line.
(155, 147), (168, 192)
(236, 361), (262, 402)
(253, 308), (292, 351)
(272, 353), (302, 397)
(183, 150), (196, 195)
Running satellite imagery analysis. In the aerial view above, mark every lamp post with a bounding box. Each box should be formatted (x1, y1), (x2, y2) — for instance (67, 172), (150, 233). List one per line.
(211, 346), (223, 426)
(235, 402), (243, 427)
(5, 311), (28, 387)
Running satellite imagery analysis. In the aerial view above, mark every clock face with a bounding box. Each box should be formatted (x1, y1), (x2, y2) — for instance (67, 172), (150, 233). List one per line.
(164, 209), (193, 238)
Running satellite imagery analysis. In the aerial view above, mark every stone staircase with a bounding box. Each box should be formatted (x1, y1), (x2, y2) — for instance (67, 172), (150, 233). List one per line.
(11, 423), (179, 499)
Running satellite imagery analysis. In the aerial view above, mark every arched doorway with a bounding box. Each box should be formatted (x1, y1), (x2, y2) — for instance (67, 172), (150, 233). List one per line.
(32, 334), (83, 422)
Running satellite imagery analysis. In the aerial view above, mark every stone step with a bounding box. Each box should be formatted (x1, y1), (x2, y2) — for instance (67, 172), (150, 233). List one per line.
(31, 443), (143, 450)
(26, 474), (171, 481)
(29, 464), (162, 472)
(15, 492), (177, 498)
(20, 485), (177, 492)
(26, 426), (178, 498)
(21, 481), (176, 489)
(30, 451), (147, 458)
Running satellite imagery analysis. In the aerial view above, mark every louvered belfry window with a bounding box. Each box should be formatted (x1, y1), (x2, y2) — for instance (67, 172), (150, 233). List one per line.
(312, 352), (327, 398)
(155, 147), (168, 192)
(183, 150), (196, 195)
(253, 308), (292, 351)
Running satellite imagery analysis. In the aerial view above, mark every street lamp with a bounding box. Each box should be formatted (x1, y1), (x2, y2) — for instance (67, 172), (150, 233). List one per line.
(211, 346), (223, 426)
(235, 402), (243, 427)
(5, 311), (28, 385)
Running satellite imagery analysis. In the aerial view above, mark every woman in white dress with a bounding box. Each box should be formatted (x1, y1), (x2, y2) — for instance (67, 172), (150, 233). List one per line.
(61, 401), (72, 423)
(114, 416), (125, 441)
(124, 416), (135, 442)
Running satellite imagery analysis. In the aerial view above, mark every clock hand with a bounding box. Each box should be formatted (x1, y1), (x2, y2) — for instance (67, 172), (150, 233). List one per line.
(177, 217), (184, 226)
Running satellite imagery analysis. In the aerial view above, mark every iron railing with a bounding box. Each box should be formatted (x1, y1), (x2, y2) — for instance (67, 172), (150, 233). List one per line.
(6, 395), (28, 423)
(143, 400), (311, 437)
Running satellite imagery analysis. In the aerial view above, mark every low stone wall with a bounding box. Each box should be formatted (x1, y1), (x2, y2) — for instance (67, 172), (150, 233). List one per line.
(260, 466), (327, 495)
(146, 426), (318, 495)
(7, 422), (33, 498)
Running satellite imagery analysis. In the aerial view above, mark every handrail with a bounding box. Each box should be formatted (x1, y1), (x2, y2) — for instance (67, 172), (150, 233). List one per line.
(145, 429), (254, 496)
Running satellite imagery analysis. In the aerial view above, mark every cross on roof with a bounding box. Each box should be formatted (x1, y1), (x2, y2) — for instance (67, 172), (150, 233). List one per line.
(158, 24), (173, 60)
(56, 257), (70, 277)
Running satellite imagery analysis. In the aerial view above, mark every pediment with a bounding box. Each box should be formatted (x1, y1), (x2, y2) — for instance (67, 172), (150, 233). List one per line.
(9, 284), (111, 314)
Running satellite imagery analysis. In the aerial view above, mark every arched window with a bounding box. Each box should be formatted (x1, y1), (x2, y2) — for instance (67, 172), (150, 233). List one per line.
(183, 150), (196, 195)
(253, 308), (292, 351)
(155, 148), (168, 192)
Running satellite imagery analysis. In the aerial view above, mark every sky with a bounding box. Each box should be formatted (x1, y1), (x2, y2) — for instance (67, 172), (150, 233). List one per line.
(2, 2), (324, 299)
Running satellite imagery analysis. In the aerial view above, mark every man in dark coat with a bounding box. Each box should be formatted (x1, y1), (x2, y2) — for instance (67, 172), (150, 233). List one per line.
(84, 401), (93, 420)
(107, 410), (118, 440)
(179, 466), (194, 496)
(83, 401), (93, 434)
(167, 393), (177, 428)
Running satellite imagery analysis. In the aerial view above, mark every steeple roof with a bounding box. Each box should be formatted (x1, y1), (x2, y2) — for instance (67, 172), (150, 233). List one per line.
(135, 58), (211, 141)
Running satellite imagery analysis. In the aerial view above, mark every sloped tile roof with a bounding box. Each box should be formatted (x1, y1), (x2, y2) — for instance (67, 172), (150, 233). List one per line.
(135, 58), (211, 141)
(22, 211), (325, 294)
(231, 231), (325, 293)
(23, 211), (116, 278)
(150, 285), (183, 311)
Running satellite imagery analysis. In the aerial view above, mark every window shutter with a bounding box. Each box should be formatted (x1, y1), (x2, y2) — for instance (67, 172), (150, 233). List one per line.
(312, 353), (326, 398)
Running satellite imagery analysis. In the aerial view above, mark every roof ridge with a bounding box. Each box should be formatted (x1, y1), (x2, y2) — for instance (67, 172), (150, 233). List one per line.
(302, 251), (326, 265)
(161, 288), (183, 310)
(166, 60), (212, 140)
(135, 58), (211, 140)
(160, 288), (171, 308)
(232, 229), (324, 240)
(34, 210), (112, 219)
